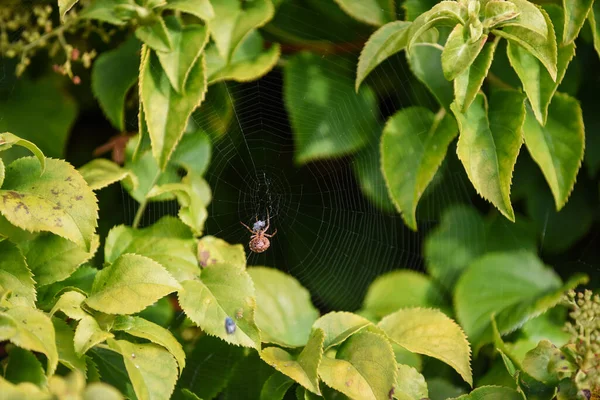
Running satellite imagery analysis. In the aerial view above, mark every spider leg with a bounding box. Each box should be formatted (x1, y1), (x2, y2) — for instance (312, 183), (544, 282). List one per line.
(264, 209), (270, 231)
(264, 229), (277, 238)
(240, 221), (254, 234)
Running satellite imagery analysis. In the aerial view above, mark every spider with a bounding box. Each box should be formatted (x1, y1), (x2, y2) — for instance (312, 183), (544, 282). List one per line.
(240, 211), (277, 253)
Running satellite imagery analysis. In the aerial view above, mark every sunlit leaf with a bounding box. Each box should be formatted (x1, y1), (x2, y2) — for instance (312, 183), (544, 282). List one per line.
(441, 25), (487, 81)
(454, 38), (498, 112)
(313, 312), (373, 350)
(50, 291), (88, 321)
(197, 235), (245, 270)
(0, 132), (45, 174)
(78, 159), (133, 191)
(74, 315), (114, 356)
(379, 308), (472, 386)
(395, 364), (428, 400)
(0, 240), (35, 307)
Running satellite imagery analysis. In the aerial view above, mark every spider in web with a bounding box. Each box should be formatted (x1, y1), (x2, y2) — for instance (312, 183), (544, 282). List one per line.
(240, 210), (277, 253)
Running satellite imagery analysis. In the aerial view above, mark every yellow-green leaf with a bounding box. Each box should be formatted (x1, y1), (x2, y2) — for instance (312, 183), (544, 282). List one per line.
(395, 364), (428, 400)
(312, 312), (373, 350)
(85, 254), (182, 315)
(78, 159), (133, 191)
(0, 239), (35, 307)
(0, 157), (98, 250)
(441, 24), (487, 81)
(74, 315), (114, 356)
(0, 132), (45, 174)
(59, 0), (79, 20)
(378, 307), (472, 386)
(50, 291), (88, 321)
(332, 0), (394, 26)
(197, 235), (245, 269)
(162, 0), (214, 21)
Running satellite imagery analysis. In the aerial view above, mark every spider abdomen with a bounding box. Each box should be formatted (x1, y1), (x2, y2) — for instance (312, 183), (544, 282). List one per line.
(250, 236), (270, 253)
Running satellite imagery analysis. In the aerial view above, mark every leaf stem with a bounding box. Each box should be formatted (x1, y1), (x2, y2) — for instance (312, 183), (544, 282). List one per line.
(412, 42), (445, 52)
(132, 169), (161, 228)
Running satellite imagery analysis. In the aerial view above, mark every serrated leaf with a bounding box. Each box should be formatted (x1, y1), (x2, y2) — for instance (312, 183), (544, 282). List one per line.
(0, 157), (98, 250)
(441, 25), (487, 81)
(260, 372), (294, 400)
(50, 291), (88, 320)
(502, 0), (548, 37)
(312, 312), (373, 350)
(355, 21), (411, 91)
(21, 233), (99, 286)
(284, 52), (376, 164)
(141, 46), (207, 170)
(178, 264), (260, 349)
(78, 159), (132, 191)
(89, 347), (136, 398)
(162, 0), (214, 20)
(261, 328), (324, 394)
(361, 270), (446, 319)
(0, 158), (4, 188)
(332, 0), (393, 26)
(563, 0), (594, 44)
(86, 254), (182, 315)
(79, 0), (134, 25)
(381, 107), (458, 230)
(454, 38), (498, 112)
(59, 0), (79, 20)
(157, 17), (209, 93)
(483, 1), (519, 30)
(113, 315), (185, 375)
(208, 0), (274, 61)
(0, 307), (58, 375)
(378, 308), (472, 386)
(406, 1), (466, 51)
(36, 265), (96, 309)
(5, 346), (46, 386)
(135, 18), (172, 52)
(52, 318), (87, 374)
(108, 339), (178, 400)
(589, 2), (600, 59)
(0, 132), (45, 174)
(91, 36), (140, 131)
(451, 91), (526, 221)
(395, 364), (428, 400)
(175, 334), (245, 400)
(318, 330), (396, 400)
(197, 235), (245, 269)
(449, 385), (523, 400)
(522, 93), (584, 210)
(248, 266), (319, 347)
(104, 216), (199, 282)
(122, 148), (180, 204)
(74, 315), (114, 356)
(205, 30), (281, 84)
(454, 251), (563, 348)
(507, 5), (575, 125)
(0, 240), (35, 307)
(493, 5), (557, 81)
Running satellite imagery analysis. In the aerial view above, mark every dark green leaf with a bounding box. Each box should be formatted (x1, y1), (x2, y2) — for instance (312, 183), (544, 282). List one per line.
(332, 0), (394, 26)
(4, 346), (46, 386)
(0, 239), (35, 307)
(162, 0), (215, 20)
(52, 317), (87, 374)
(563, 0), (594, 44)
(135, 18), (173, 53)
(260, 372), (294, 400)
(449, 385), (523, 400)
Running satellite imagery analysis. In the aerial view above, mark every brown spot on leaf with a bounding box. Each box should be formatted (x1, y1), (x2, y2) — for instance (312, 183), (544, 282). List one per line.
(4, 191), (23, 199)
(345, 380), (353, 387)
(75, 195), (83, 201)
(65, 176), (72, 182)
(54, 218), (63, 227)
(51, 188), (59, 195)
(14, 202), (29, 214)
(198, 250), (210, 268)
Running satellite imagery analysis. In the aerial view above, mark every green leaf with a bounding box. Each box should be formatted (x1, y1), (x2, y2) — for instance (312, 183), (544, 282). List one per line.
(449, 385), (523, 400)
(0, 157), (98, 250)
(113, 315), (185, 375)
(178, 264), (260, 349)
(502, 0), (548, 37)
(175, 334), (245, 400)
(381, 107), (458, 230)
(395, 364), (428, 400)
(21, 233), (99, 286)
(170, 129), (212, 177)
(197, 235), (245, 269)
(260, 372), (294, 400)
(588, 2), (600, 59)
(0, 158), (4, 188)
(318, 330), (396, 400)
(407, 36), (454, 109)
(89, 347), (136, 398)
(135, 18), (173, 53)
(91, 36), (140, 131)
(441, 25), (487, 81)
(74, 315), (114, 356)
(454, 251), (563, 347)
(406, 1), (466, 51)
(483, 1), (519, 30)
(205, 30), (281, 84)
(284, 52), (376, 164)
(378, 307), (472, 386)
(261, 328), (324, 394)
(521, 340), (565, 386)
(312, 312), (373, 350)
(0, 240), (35, 307)
(248, 266), (319, 347)
(79, 0), (135, 25)
(208, 0), (274, 60)
(58, 0), (79, 20)
(50, 291), (88, 320)
(0, 132), (45, 174)
(332, 0), (393, 26)
(0, 76), (77, 165)
(187, 83), (233, 141)
(162, 0), (215, 20)
(104, 216), (199, 282)
(563, 0), (594, 44)
(85, 253), (182, 315)
(78, 159), (133, 191)
(355, 21), (411, 91)
(493, 6), (557, 81)
(522, 92), (584, 210)
(108, 339), (178, 400)
(403, 0), (439, 22)
(5, 346), (46, 386)
(37, 265), (96, 309)
(140, 46), (207, 170)
(0, 307), (58, 375)
(221, 351), (274, 400)
(454, 38), (498, 112)
(52, 318), (87, 373)
(507, 5), (575, 125)
(451, 91), (526, 221)
(157, 18), (209, 93)
(361, 270), (446, 319)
